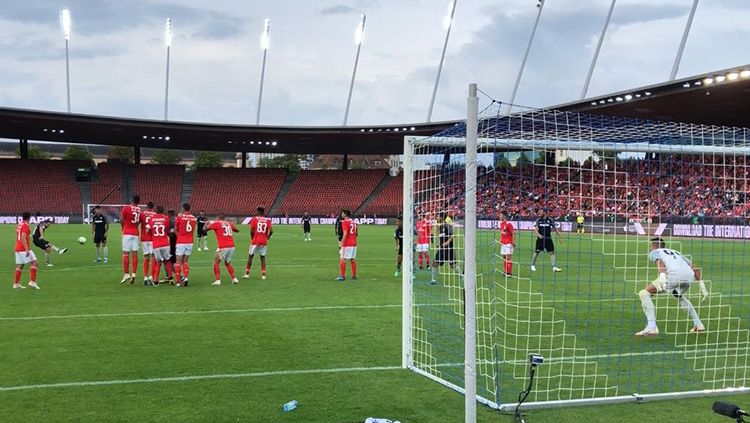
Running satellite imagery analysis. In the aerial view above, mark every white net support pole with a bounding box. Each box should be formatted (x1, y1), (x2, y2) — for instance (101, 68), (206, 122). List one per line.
(403, 136), (415, 369)
(464, 83), (479, 423)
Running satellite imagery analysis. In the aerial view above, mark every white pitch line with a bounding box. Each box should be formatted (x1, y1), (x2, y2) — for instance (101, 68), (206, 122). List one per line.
(0, 304), (402, 321)
(0, 365), (402, 392)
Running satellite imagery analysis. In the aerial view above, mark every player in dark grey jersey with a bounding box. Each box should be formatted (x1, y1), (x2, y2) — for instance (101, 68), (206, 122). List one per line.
(91, 206), (109, 263)
(531, 209), (563, 272)
(196, 210), (208, 251)
(302, 212), (312, 241)
(33, 220), (68, 266)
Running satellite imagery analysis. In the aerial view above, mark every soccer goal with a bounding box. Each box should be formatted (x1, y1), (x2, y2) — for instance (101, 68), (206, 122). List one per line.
(402, 83), (750, 418)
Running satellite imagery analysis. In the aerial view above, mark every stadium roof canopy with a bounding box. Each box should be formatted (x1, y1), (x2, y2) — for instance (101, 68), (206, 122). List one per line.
(554, 64), (750, 128)
(0, 65), (747, 155)
(0, 106), (457, 155)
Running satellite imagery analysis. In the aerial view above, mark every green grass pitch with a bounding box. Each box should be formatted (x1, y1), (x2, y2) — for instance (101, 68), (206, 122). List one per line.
(1, 223), (749, 422)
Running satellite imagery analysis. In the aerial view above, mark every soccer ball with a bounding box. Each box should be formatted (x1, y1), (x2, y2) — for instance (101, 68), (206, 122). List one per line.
(78, 236), (87, 245)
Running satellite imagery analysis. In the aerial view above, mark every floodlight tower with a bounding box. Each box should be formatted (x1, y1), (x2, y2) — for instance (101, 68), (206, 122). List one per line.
(426, 0), (457, 122)
(508, 0), (545, 112)
(60, 8), (72, 113)
(256, 19), (271, 125)
(164, 18), (173, 121)
(343, 14), (366, 126)
(581, 0), (616, 99)
(670, 0), (699, 80)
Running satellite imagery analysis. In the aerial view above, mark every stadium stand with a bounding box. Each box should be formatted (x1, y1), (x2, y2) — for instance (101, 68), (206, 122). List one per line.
(91, 163), (123, 204)
(360, 173), (402, 216)
(131, 165), (184, 210)
(189, 168), (287, 215)
(278, 169), (387, 215)
(0, 159), (83, 213)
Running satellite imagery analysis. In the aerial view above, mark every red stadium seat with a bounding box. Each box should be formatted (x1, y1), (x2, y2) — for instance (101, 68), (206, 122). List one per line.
(189, 168), (287, 215)
(278, 169), (387, 215)
(0, 159), (84, 213)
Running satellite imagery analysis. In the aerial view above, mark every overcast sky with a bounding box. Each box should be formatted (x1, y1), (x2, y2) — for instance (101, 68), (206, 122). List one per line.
(0, 0), (748, 127)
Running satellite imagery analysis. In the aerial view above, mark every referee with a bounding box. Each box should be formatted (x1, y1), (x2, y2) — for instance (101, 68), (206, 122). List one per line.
(91, 206), (109, 263)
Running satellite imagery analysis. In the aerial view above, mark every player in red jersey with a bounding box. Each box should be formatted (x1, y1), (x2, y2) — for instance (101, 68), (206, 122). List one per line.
(147, 206), (170, 287)
(337, 209), (358, 281)
(415, 214), (431, 269)
(120, 195), (142, 284)
(244, 206), (273, 280)
(498, 211), (516, 276)
(13, 212), (39, 289)
(139, 202), (156, 285)
(205, 214), (239, 286)
(174, 203), (197, 287)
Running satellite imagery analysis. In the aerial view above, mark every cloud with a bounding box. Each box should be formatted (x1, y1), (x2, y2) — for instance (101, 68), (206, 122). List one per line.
(320, 5), (361, 16)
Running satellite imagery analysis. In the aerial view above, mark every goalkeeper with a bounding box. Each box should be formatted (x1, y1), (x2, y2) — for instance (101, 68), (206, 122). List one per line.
(635, 237), (708, 336)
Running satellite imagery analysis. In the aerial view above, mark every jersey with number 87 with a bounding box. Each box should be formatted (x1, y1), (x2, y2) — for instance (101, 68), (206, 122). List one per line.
(175, 212), (197, 244)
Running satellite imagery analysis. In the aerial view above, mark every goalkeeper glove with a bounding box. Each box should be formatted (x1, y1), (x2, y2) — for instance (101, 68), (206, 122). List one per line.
(653, 273), (667, 293)
(698, 280), (709, 302)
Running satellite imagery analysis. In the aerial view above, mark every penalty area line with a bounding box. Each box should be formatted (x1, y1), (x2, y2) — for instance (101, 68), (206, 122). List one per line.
(0, 304), (403, 321)
(0, 365), (402, 392)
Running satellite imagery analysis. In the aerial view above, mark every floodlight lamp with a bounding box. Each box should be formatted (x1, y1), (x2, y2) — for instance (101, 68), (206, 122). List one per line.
(60, 8), (72, 40)
(715, 75), (726, 83)
(624, 94), (633, 101)
(740, 70), (750, 79)
(443, 0), (456, 30)
(727, 72), (739, 81)
(703, 77), (714, 85)
(260, 18), (270, 50)
(164, 18), (173, 47)
(354, 14), (366, 45)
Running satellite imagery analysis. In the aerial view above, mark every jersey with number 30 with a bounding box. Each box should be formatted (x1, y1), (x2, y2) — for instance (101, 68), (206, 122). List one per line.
(149, 214), (170, 248)
(249, 216), (272, 246)
(648, 248), (694, 281)
(175, 212), (197, 244)
(207, 220), (236, 249)
(121, 205), (142, 236)
(341, 218), (358, 247)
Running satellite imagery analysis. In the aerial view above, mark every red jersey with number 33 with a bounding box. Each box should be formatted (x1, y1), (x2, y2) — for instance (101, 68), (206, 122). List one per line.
(139, 209), (156, 241)
(175, 212), (197, 244)
(249, 216), (272, 246)
(121, 205), (142, 236)
(500, 221), (514, 244)
(207, 220), (236, 249)
(149, 214), (170, 248)
(341, 218), (358, 247)
(15, 221), (30, 252)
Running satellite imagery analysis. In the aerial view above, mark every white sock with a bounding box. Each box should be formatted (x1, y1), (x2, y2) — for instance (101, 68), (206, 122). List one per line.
(103, 246), (108, 257)
(45, 252), (51, 264)
(431, 265), (438, 281)
(96, 246), (101, 259)
(639, 290), (657, 328)
(678, 296), (703, 328)
(52, 245), (60, 252)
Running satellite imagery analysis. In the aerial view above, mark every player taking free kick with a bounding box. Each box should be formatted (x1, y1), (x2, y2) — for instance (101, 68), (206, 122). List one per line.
(206, 214), (239, 286)
(635, 237), (709, 336)
(244, 206), (273, 280)
(120, 195), (142, 284)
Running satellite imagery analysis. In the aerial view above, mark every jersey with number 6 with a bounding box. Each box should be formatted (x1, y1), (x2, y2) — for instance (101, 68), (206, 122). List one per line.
(207, 220), (236, 249)
(175, 212), (197, 244)
(149, 214), (170, 248)
(249, 216), (272, 246)
(341, 218), (358, 247)
(121, 205), (142, 236)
